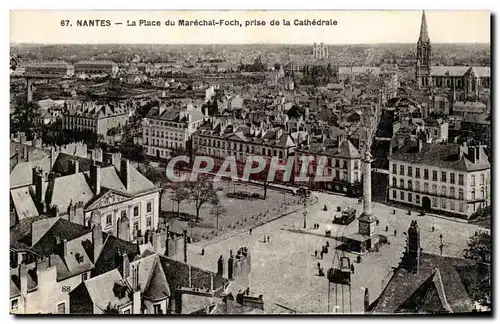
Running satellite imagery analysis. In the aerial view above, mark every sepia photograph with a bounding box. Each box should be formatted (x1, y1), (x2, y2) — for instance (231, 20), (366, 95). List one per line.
(8, 9), (491, 315)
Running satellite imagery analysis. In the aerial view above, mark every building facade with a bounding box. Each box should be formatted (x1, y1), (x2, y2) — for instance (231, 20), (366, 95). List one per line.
(388, 141), (490, 218)
(142, 107), (206, 158)
(74, 61), (119, 75)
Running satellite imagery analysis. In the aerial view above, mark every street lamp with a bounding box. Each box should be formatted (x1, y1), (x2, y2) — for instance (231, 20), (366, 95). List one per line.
(439, 233), (443, 255)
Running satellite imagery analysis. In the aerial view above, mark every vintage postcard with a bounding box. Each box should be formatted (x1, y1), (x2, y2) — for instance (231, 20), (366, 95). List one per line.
(9, 10), (491, 315)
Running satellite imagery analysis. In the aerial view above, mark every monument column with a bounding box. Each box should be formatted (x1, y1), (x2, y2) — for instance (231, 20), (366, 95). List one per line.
(362, 152), (374, 217)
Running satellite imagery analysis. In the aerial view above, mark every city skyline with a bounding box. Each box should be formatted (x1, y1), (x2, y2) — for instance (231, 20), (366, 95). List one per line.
(10, 10), (490, 45)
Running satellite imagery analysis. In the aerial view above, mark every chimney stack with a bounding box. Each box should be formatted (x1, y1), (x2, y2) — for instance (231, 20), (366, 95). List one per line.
(120, 159), (131, 191)
(165, 225), (170, 256)
(91, 211), (103, 262)
(406, 220), (421, 274)
(217, 255), (225, 277)
(33, 168), (46, 213)
(467, 147), (477, 164)
(90, 162), (101, 196)
(19, 263), (28, 300)
(123, 253), (130, 280)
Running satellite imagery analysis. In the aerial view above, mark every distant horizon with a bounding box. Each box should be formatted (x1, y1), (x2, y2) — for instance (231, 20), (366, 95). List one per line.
(10, 42), (491, 46)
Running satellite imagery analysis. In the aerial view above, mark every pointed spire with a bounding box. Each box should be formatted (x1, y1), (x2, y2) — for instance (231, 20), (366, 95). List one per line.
(419, 11), (429, 42)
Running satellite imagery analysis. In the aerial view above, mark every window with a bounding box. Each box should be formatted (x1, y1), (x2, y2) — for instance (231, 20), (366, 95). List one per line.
(146, 217), (152, 227)
(432, 197), (437, 207)
(459, 203), (464, 212)
(441, 185), (446, 195)
(450, 187), (455, 199)
(408, 180), (413, 191)
(441, 198), (446, 209)
(432, 184), (437, 194)
(392, 164), (397, 174)
(11, 299), (18, 312)
(400, 191), (404, 200)
(134, 206), (139, 217)
(354, 161), (359, 170)
(471, 189), (475, 200)
(471, 175), (476, 186)
(147, 202), (152, 213)
(459, 174), (464, 185)
(399, 179), (404, 189)
(424, 169), (429, 180)
(82, 273), (88, 282)
(450, 201), (455, 210)
(57, 302), (66, 314)
(441, 171), (447, 183)
(408, 193), (412, 202)
(106, 214), (112, 225)
(133, 221), (139, 231)
(432, 170), (438, 181)
(400, 165), (404, 176)
(123, 309), (131, 314)
(121, 210), (127, 219)
(416, 194), (420, 204)
(481, 187), (485, 199)
(450, 173), (455, 184)
(459, 188), (464, 200)
(415, 181), (420, 192)
(424, 183), (429, 193)
(415, 168), (420, 178)
(392, 177), (397, 187)
(407, 166), (413, 177)
(481, 174), (485, 185)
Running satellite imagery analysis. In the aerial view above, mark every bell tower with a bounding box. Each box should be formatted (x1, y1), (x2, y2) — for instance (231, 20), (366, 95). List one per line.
(416, 11), (431, 89)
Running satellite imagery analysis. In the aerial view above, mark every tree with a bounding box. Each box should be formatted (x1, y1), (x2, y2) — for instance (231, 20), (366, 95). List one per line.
(11, 101), (40, 135)
(186, 176), (217, 222)
(464, 231), (491, 264)
(209, 195), (226, 230)
(171, 183), (189, 216)
(464, 231), (492, 310)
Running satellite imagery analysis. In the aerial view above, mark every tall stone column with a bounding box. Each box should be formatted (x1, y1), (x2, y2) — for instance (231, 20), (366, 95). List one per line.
(362, 152), (374, 217)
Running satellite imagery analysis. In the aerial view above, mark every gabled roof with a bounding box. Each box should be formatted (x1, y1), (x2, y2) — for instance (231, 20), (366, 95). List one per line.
(10, 156), (52, 189)
(11, 187), (39, 221)
(85, 189), (133, 211)
(369, 253), (489, 314)
(83, 269), (132, 311)
(31, 218), (92, 255)
(94, 235), (139, 275)
(99, 165), (158, 196)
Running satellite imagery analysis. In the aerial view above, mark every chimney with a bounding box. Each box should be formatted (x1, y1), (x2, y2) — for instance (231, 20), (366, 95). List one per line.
(217, 255), (225, 276)
(90, 162), (101, 196)
(364, 288), (370, 312)
(50, 146), (57, 168)
(204, 107), (209, 117)
(228, 254), (234, 280)
(23, 145), (28, 160)
(152, 230), (158, 251)
(183, 229), (188, 263)
(123, 253), (130, 279)
(33, 168), (46, 213)
(165, 225), (170, 256)
(62, 238), (68, 257)
(19, 263), (28, 299)
(91, 211), (103, 262)
(112, 153), (122, 170)
(120, 159), (130, 191)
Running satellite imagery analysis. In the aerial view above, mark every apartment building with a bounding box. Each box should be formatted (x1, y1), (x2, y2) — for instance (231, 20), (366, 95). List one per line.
(62, 102), (129, 136)
(142, 106), (206, 158)
(388, 140), (490, 218)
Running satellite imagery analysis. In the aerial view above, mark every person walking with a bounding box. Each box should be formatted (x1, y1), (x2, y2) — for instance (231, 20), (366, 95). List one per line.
(315, 250), (318, 258)
(320, 251), (324, 260)
(249, 228), (252, 235)
(267, 236), (270, 243)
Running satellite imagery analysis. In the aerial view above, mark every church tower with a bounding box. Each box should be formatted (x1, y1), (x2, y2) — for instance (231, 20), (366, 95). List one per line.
(416, 11), (431, 89)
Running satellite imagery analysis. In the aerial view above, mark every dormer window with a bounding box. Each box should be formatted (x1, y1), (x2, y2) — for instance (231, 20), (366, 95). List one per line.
(75, 253), (84, 264)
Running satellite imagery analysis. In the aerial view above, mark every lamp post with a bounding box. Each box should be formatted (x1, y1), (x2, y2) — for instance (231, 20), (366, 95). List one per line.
(439, 233), (443, 255)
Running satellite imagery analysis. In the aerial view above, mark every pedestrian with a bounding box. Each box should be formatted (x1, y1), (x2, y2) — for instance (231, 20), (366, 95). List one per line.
(267, 236), (270, 243)
(201, 248), (205, 256)
(385, 225), (388, 232)
(317, 262), (321, 269)
(351, 264), (355, 274)
(315, 250), (318, 258)
(431, 226), (435, 232)
(326, 241), (330, 248)
(264, 235), (266, 243)
(320, 251), (324, 259)
(249, 228), (252, 235)
(394, 229), (397, 236)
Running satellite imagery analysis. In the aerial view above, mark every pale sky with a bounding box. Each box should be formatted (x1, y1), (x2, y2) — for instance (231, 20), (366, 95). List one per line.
(10, 10), (490, 44)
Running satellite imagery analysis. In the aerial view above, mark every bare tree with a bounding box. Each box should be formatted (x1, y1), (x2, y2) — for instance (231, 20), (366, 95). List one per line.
(210, 195), (226, 230)
(186, 176), (217, 222)
(171, 183), (189, 216)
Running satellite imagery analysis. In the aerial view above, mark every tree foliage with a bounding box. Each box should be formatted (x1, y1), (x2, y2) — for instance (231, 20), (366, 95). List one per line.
(186, 176), (217, 222)
(464, 231), (491, 264)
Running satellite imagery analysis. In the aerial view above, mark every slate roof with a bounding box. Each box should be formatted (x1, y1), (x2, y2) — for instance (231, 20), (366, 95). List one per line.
(94, 235), (139, 275)
(98, 165), (158, 195)
(10, 157), (52, 189)
(390, 142), (490, 172)
(52, 153), (105, 176)
(83, 269), (132, 311)
(430, 66), (470, 77)
(369, 253), (490, 314)
(10, 187), (39, 221)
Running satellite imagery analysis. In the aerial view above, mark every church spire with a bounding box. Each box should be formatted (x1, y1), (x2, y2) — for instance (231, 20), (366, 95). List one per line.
(419, 11), (429, 43)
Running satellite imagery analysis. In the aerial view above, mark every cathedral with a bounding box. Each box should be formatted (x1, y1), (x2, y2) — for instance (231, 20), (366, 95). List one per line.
(415, 11), (490, 100)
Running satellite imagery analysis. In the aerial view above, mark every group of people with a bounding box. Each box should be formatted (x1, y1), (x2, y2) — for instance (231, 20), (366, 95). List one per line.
(313, 223), (320, 229)
(314, 241), (330, 260)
